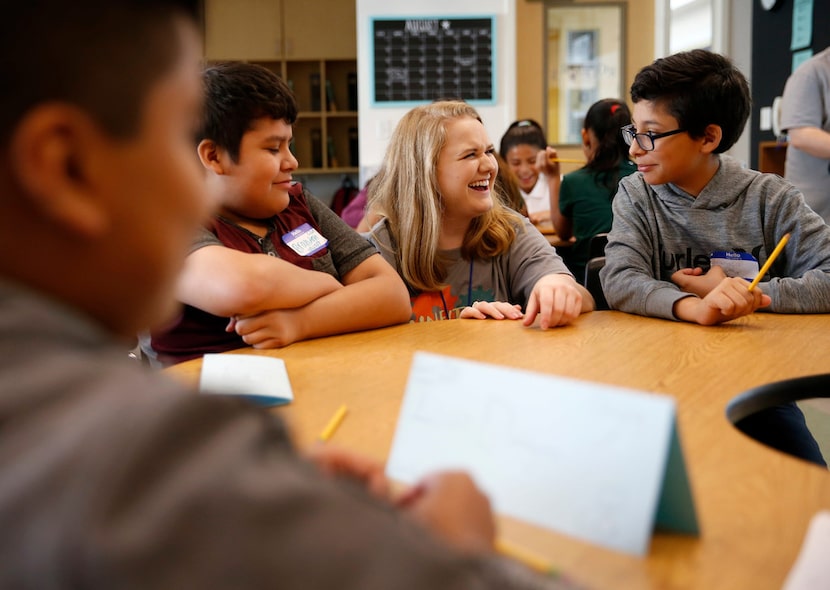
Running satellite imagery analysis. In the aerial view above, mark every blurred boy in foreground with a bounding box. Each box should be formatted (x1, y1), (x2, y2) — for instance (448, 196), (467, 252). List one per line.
(0, 0), (573, 587)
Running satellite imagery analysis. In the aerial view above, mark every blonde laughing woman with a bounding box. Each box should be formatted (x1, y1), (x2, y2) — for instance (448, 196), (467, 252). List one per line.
(367, 100), (594, 328)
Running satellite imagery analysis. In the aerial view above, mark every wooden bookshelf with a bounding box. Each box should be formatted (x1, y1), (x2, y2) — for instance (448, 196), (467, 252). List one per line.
(758, 140), (787, 176)
(203, 0), (358, 175)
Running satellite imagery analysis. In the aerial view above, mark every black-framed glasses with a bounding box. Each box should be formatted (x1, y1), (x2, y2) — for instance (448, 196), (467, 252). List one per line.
(620, 124), (687, 152)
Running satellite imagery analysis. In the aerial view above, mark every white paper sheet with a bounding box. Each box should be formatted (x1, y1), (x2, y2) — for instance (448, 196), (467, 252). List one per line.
(387, 352), (694, 555)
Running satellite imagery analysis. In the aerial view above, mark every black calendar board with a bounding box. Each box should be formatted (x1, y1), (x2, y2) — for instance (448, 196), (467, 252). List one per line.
(372, 17), (495, 105)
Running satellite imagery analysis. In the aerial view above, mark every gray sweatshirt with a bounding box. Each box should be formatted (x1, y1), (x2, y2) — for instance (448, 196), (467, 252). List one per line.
(600, 155), (830, 319)
(0, 279), (578, 590)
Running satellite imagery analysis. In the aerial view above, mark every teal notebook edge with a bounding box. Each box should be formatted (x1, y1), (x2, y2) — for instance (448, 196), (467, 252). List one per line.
(655, 418), (700, 536)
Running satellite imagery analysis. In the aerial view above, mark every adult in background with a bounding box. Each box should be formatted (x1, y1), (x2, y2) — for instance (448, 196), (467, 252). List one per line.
(780, 47), (830, 224)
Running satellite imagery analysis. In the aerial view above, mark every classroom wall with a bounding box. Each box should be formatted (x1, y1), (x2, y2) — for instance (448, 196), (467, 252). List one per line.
(201, 0), (778, 186)
(725, 1), (753, 168)
(750, 0), (830, 170)
(356, 0), (516, 184)
(515, 0), (654, 166)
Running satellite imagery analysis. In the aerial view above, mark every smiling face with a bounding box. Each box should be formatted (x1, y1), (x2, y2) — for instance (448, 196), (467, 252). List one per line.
(216, 116), (298, 221)
(504, 143), (541, 193)
(436, 116), (498, 227)
(628, 99), (720, 196)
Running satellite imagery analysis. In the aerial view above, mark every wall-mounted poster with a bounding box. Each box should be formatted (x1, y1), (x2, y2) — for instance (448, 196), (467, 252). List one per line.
(371, 17), (496, 106)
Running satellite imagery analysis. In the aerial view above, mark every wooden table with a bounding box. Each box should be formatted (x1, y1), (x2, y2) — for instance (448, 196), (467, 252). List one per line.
(533, 220), (575, 249)
(166, 312), (830, 590)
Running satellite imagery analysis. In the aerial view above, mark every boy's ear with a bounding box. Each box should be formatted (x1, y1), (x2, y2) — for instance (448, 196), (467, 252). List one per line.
(700, 124), (723, 154)
(9, 104), (110, 238)
(198, 139), (228, 174)
(581, 128), (590, 149)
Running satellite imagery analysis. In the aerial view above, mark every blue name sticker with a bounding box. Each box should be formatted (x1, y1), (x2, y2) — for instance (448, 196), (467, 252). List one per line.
(282, 223), (328, 256)
(710, 251), (759, 281)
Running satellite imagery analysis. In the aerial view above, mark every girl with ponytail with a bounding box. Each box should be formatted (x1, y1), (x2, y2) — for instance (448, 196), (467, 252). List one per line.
(551, 99), (636, 279)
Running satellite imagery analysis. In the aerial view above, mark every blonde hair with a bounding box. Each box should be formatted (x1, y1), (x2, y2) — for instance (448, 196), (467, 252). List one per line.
(368, 101), (521, 292)
(493, 152), (527, 216)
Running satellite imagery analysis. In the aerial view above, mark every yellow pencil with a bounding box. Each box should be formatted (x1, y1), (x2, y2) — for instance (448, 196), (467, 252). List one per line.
(548, 157), (586, 164)
(748, 232), (790, 291)
(318, 404), (348, 442)
(495, 538), (559, 577)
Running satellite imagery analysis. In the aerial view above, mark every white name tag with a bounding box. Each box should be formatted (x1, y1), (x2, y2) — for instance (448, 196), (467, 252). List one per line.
(282, 223), (328, 256)
(710, 251), (759, 281)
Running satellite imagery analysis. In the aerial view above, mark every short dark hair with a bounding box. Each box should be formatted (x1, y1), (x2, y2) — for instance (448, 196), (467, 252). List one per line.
(200, 62), (298, 162)
(631, 49), (752, 154)
(499, 119), (547, 159)
(630, 49), (750, 154)
(0, 0), (198, 146)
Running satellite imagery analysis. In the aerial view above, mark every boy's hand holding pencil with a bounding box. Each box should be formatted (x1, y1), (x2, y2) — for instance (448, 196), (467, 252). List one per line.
(672, 233), (787, 325)
(748, 233), (790, 291)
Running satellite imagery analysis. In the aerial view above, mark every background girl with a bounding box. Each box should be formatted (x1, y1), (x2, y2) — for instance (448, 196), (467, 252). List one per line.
(498, 119), (558, 225)
(551, 99), (636, 280)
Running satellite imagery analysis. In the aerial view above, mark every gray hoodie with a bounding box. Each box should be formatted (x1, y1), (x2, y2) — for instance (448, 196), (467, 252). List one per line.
(600, 155), (830, 319)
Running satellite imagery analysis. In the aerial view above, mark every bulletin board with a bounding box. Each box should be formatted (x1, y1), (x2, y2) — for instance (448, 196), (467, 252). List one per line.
(371, 17), (496, 106)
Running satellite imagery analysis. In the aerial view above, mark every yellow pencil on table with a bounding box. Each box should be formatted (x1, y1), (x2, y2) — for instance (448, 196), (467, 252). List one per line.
(748, 232), (790, 291)
(495, 538), (559, 577)
(318, 404), (348, 442)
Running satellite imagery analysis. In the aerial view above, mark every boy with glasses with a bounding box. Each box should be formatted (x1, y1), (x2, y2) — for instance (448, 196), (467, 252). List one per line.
(601, 49), (830, 325)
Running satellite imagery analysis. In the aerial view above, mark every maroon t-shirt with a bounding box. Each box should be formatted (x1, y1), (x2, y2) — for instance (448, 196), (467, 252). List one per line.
(150, 184), (375, 365)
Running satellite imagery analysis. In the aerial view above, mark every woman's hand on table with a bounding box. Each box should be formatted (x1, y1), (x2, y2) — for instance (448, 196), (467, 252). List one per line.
(459, 301), (523, 321)
(523, 274), (585, 329)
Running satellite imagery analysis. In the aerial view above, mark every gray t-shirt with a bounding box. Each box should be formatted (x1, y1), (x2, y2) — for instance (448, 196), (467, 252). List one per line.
(369, 217), (572, 321)
(780, 47), (830, 223)
(193, 188), (377, 280)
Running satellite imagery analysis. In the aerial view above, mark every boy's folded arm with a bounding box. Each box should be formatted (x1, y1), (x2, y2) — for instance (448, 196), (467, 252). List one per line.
(599, 185), (671, 316)
(671, 266), (726, 298)
(763, 268), (830, 313)
(673, 278), (770, 325)
(602, 250), (689, 320)
(177, 245), (342, 317)
(282, 253), (412, 341)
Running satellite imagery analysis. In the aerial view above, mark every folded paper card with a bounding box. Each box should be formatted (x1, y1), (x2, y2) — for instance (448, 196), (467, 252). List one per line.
(386, 352), (698, 556)
(199, 354), (293, 407)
